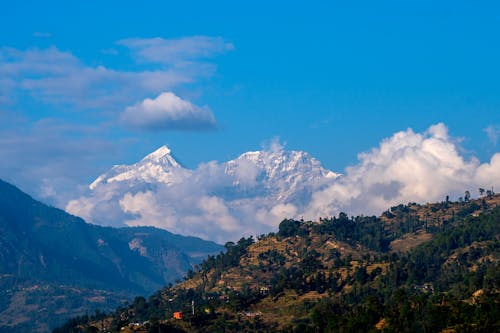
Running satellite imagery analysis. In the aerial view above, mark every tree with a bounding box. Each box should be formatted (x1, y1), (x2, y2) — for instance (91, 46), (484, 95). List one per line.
(464, 190), (471, 202)
(479, 188), (485, 196)
(133, 296), (148, 320)
(278, 219), (302, 237)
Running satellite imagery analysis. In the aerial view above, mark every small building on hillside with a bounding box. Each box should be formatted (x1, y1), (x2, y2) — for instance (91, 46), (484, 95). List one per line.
(173, 311), (183, 320)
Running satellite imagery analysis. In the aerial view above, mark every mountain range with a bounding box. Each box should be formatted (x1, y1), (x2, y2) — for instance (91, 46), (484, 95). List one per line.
(66, 145), (339, 242)
(0, 179), (222, 332)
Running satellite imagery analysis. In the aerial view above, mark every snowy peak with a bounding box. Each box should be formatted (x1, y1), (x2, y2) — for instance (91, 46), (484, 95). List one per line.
(88, 146), (338, 193)
(228, 149), (339, 180)
(223, 149), (339, 201)
(141, 145), (179, 167)
(70, 144), (342, 242)
(89, 145), (185, 190)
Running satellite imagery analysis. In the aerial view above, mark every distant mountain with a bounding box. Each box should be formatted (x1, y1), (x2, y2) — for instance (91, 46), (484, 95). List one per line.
(0, 179), (222, 332)
(224, 149), (338, 201)
(66, 145), (339, 242)
(88, 146), (188, 190)
(62, 194), (500, 333)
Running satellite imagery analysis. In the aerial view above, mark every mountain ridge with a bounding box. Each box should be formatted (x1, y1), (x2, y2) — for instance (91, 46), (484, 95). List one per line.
(0, 178), (223, 332)
(68, 145), (340, 242)
(89, 145), (186, 190)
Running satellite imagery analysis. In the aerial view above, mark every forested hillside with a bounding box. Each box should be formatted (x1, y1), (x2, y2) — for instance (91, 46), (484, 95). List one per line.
(57, 192), (500, 332)
(0, 179), (222, 332)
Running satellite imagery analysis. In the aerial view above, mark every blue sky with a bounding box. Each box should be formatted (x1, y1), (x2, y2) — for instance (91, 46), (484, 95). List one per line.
(1, 1), (499, 205)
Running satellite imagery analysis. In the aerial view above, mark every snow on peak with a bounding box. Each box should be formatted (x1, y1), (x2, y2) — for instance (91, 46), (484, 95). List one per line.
(76, 145), (341, 242)
(231, 149), (337, 178)
(224, 149), (339, 200)
(88, 145), (185, 190)
(142, 145), (173, 162)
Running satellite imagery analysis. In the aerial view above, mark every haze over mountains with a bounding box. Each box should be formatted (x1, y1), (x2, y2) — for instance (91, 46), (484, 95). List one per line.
(66, 124), (500, 243)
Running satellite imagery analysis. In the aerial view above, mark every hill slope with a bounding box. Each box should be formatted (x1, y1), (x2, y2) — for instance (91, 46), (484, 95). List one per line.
(63, 193), (500, 332)
(0, 179), (222, 332)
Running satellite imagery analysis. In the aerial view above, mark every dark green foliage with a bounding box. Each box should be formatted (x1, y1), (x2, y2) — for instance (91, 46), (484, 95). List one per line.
(52, 310), (108, 333)
(316, 213), (394, 252)
(278, 219), (304, 238)
(148, 322), (186, 333)
(200, 236), (254, 273)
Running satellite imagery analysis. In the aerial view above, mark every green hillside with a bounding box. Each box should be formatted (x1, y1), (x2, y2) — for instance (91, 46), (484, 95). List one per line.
(58, 192), (500, 333)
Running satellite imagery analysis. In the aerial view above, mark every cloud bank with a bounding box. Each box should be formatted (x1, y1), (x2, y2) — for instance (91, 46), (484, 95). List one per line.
(304, 123), (500, 219)
(66, 124), (500, 242)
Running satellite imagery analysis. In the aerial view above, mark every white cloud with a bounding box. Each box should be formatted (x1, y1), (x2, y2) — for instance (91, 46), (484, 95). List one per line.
(230, 158), (259, 187)
(121, 92), (216, 131)
(484, 124), (500, 146)
(66, 196), (98, 222)
(0, 36), (232, 110)
(119, 191), (175, 228)
(474, 153), (500, 187)
(197, 196), (239, 232)
(0, 47), (192, 109)
(304, 123), (500, 219)
(117, 36), (234, 65)
(66, 124), (500, 243)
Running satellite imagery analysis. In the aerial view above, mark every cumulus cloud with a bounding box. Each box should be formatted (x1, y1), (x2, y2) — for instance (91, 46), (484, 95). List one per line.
(116, 187), (240, 241)
(121, 92), (216, 131)
(268, 204), (299, 224)
(119, 191), (172, 228)
(304, 123), (500, 219)
(230, 158), (259, 187)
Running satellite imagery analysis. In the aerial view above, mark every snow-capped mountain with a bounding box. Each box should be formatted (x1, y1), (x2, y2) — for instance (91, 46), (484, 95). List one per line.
(89, 146), (188, 190)
(226, 149), (338, 201)
(67, 145), (339, 242)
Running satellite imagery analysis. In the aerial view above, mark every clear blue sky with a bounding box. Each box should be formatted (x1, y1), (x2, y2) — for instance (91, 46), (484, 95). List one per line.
(1, 1), (499, 203)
